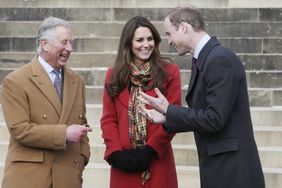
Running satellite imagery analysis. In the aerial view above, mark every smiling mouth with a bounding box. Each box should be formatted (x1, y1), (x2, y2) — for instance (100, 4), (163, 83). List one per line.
(142, 48), (151, 52)
(60, 53), (69, 58)
(59, 54), (70, 62)
(140, 49), (152, 55)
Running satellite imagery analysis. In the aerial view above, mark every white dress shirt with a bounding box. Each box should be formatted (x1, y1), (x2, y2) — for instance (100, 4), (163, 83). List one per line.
(38, 55), (62, 84)
(194, 34), (211, 59)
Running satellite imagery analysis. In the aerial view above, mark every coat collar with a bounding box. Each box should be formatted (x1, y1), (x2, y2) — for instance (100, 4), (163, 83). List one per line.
(29, 57), (79, 121)
(186, 36), (220, 97)
(196, 36), (220, 72)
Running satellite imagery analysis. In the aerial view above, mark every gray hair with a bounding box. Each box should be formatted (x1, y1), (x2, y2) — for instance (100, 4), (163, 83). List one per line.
(36, 17), (72, 52)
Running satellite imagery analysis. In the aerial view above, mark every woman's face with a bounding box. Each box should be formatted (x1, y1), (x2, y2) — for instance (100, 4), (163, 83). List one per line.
(131, 26), (155, 66)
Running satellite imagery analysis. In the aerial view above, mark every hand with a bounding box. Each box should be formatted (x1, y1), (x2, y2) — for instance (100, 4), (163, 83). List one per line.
(131, 145), (157, 171)
(139, 88), (169, 115)
(139, 107), (166, 124)
(109, 146), (157, 172)
(66, 124), (92, 143)
(107, 150), (138, 172)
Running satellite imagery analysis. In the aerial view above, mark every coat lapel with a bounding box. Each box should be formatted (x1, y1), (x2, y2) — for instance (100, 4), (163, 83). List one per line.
(59, 67), (78, 124)
(186, 63), (199, 97)
(29, 58), (62, 116)
(116, 87), (130, 108)
(186, 37), (220, 100)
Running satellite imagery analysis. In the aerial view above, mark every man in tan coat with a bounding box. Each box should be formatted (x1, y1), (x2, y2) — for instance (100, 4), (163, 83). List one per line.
(1, 17), (92, 188)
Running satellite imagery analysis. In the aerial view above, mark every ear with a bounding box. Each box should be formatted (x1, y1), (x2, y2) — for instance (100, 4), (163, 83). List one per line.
(40, 39), (49, 51)
(181, 22), (194, 35)
(179, 22), (186, 32)
(179, 22), (191, 34)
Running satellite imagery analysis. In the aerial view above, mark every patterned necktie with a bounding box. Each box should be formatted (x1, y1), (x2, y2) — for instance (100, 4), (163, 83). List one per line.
(53, 69), (62, 101)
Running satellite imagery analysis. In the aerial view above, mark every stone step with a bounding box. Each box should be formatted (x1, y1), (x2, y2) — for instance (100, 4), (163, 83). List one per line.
(0, 163), (197, 188)
(1, 8), (281, 22)
(0, 78), (281, 107)
(1, 36), (280, 54)
(83, 164), (282, 188)
(95, 106), (282, 127)
(77, 164), (282, 188)
(1, 21), (282, 38)
(0, 162), (280, 188)
(84, 86), (281, 107)
(1, 67), (282, 88)
(0, 124), (281, 148)
(1, 67), (281, 106)
(1, 52), (282, 71)
(251, 107), (282, 127)
(171, 126), (282, 147)
(82, 163), (202, 188)
(1, 0), (281, 8)
(0, 141), (281, 169)
(0, 105), (281, 127)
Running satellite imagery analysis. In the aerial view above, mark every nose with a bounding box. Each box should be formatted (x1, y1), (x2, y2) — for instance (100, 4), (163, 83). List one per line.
(143, 40), (149, 47)
(65, 41), (73, 52)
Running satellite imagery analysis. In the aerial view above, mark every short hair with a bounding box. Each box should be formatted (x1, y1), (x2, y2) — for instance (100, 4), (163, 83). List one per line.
(36, 17), (72, 52)
(168, 5), (205, 31)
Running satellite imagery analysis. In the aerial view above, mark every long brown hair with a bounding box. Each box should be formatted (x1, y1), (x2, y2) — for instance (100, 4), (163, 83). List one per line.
(107, 16), (171, 97)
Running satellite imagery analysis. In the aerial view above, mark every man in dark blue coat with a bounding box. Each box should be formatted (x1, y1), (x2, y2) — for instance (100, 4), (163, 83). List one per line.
(139, 5), (265, 188)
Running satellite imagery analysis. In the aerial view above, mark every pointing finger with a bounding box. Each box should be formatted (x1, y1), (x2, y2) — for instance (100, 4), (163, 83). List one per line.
(155, 88), (165, 100)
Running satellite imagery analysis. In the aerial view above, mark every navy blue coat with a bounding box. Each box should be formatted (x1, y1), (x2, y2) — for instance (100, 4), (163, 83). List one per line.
(165, 37), (265, 188)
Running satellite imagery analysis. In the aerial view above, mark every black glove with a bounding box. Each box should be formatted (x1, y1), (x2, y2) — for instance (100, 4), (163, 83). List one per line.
(107, 146), (157, 172)
(107, 150), (138, 172)
(136, 145), (157, 171)
(124, 145), (157, 171)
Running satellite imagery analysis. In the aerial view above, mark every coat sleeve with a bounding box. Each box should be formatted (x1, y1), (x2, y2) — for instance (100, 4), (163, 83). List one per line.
(146, 63), (182, 157)
(1, 75), (67, 150)
(100, 69), (122, 159)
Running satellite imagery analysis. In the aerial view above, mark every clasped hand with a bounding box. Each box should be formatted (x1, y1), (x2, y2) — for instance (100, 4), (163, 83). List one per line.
(107, 145), (156, 173)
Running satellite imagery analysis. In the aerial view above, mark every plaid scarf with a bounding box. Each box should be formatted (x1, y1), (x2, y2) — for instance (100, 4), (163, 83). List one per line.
(128, 61), (152, 185)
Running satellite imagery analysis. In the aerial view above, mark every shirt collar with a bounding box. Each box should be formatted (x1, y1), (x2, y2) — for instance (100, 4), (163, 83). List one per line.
(194, 34), (211, 59)
(38, 55), (61, 74)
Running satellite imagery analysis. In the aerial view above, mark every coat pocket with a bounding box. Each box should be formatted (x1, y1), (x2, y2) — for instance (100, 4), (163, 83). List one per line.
(11, 150), (44, 162)
(207, 138), (238, 156)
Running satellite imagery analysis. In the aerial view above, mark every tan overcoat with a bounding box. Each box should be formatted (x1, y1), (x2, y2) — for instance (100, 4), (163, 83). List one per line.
(1, 57), (90, 188)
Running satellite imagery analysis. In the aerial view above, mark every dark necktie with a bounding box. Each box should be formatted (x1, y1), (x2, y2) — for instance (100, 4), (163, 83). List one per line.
(192, 57), (197, 69)
(186, 57), (198, 98)
(53, 69), (62, 101)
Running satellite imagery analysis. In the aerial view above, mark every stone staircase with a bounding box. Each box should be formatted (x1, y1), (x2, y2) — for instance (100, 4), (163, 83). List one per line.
(0, 0), (282, 187)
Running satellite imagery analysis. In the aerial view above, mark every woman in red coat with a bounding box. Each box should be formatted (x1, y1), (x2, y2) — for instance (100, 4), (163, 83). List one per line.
(100, 16), (181, 188)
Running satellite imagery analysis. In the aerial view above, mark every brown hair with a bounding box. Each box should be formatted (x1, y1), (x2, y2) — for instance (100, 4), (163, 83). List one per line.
(168, 5), (205, 32)
(107, 16), (171, 97)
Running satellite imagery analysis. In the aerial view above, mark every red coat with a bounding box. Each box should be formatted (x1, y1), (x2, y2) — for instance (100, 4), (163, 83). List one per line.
(101, 63), (181, 188)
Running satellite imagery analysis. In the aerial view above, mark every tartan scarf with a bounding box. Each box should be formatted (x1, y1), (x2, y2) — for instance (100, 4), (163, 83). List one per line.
(128, 61), (152, 185)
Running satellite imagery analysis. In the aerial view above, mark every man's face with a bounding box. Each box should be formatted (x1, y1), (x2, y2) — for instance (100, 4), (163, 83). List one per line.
(43, 26), (73, 69)
(164, 17), (188, 56)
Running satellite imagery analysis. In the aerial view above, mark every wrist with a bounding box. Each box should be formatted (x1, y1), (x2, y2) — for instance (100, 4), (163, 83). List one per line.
(162, 105), (168, 117)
